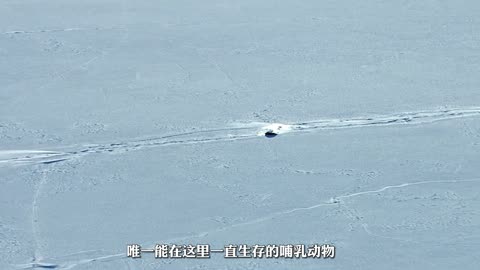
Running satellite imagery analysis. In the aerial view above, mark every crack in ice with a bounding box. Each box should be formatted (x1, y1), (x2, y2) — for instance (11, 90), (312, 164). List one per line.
(15, 177), (479, 269)
(331, 178), (480, 202)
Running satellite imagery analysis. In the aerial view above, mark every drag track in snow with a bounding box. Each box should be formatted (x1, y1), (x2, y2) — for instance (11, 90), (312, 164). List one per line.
(1, 107), (479, 167)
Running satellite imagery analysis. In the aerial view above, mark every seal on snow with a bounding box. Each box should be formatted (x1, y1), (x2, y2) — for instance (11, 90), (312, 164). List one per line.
(257, 123), (292, 138)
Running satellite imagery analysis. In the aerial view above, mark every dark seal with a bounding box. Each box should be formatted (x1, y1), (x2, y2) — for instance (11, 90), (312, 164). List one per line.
(264, 131), (278, 138)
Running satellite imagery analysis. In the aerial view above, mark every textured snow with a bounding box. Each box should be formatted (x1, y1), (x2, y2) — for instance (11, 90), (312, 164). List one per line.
(1, 1), (480, 270)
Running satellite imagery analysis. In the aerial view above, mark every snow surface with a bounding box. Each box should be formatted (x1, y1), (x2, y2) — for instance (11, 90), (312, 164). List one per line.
(1, 1), (480, 269)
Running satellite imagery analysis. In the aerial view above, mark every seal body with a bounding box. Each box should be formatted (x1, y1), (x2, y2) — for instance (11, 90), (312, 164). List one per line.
(257, 123), (292, 137)
(264, 130), (278, 138)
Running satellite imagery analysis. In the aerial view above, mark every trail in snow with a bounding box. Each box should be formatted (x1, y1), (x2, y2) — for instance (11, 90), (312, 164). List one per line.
(1, 107), (480, 167)
(1, 26), (124, 35)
